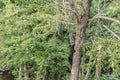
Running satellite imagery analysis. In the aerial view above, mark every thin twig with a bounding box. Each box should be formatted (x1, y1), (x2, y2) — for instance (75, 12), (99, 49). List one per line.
(84, 56), (92, 80)
(55, 0), (59, 32)
(103, 25), (120, 40)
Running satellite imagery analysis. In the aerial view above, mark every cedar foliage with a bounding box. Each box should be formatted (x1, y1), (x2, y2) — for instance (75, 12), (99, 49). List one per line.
(0, 0), (120, 80)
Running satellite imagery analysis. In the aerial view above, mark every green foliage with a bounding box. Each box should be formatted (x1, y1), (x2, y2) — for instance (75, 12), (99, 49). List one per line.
(0, 0), (70, 80)
(0, 0), (120, 80)
(81, 39), (120, 79)
(0, 0), (5, 10)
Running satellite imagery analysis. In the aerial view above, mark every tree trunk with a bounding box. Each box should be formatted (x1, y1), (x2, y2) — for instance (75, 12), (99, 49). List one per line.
(68, 0), (92, 80)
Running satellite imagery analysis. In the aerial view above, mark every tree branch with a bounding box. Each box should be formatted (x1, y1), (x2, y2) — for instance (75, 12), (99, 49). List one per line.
(88, 14), (120, 25)
(103, 25), (120, 40)
(98, 16), (120, 24)
(84, 56), (92, 80)
(68, 0), (81, 23)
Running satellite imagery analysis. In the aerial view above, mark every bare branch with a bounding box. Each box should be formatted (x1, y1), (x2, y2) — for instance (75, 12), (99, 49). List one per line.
(88, 14), (120, 25)
(103, 25), (120, 40)
(68, 0), (81, 23)
(99, 16), (120, 24)
(55, 0), (59, 32)
(88, 14), (106, 25)
(68, 0), (76, 6)
(68, 12), (75, 46)
(84, 56), (92, 80)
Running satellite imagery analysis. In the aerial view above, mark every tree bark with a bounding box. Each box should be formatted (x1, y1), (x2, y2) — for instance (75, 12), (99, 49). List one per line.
(68, 0), (92, 80)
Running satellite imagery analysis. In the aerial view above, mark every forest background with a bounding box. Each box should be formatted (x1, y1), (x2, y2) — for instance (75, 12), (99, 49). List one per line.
(0, 0), (120, 80)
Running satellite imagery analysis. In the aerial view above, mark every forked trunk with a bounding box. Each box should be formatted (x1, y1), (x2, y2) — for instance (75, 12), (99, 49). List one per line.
(68, 0), (92, 80)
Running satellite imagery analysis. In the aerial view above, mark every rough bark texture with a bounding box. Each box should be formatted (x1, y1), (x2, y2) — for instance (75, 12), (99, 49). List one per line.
(68, 0), (92, 80)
